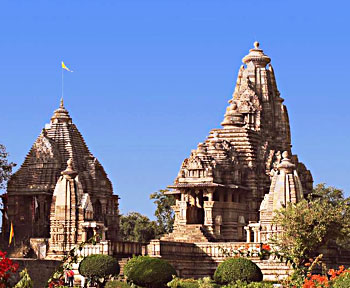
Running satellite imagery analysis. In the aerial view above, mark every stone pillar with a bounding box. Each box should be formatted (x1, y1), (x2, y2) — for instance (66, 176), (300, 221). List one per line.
(252, 227), (261, 243)
(204, 201), (214, 226)
(227, 191), (233, 202)
(203, 188), (215, 228)
(178, 201), (187, 225)
(82, 228), (87, 242)
(244, 227), (251, 243)
(253, 229), (258, 242)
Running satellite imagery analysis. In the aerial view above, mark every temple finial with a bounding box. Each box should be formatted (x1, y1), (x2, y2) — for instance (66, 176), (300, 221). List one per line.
(60, 97), (64, 108)
(254, 41), (260, 49)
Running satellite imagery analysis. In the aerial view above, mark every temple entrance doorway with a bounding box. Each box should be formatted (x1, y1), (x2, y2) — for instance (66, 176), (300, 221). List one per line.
(186, 190), (204, 224)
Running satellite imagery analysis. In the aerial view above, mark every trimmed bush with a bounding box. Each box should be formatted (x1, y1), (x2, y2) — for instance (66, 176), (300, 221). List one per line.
(214, 258), (263, 284)
(124, 256), (177, 288)
(105, 280), (132, 288)
(79, 254), (120, 280)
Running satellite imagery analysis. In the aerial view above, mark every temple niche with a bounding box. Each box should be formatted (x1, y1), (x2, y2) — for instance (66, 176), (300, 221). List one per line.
(3, 99), (120, 254)
(163, 42), (313, 243)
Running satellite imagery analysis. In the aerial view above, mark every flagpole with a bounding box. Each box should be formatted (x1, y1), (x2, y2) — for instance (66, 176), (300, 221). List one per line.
(62, 64), (64, 100)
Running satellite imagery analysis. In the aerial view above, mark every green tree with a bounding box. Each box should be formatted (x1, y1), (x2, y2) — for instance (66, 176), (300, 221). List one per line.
(0, 144), (16, 189)
(272, 183), (350, 270)
(150, 189), (175, 235)
(119, 212), (158, 243)
(79, 254), (120, 287)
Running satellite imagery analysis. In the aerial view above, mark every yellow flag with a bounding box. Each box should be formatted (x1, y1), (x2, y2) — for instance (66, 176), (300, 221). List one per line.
(61, 61), (73, 72)
(9, 222), (14, 246)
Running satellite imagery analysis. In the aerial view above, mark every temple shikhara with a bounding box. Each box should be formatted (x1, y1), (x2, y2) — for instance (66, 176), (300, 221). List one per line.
(2, 99), (120, 257)
(5, 42), (346, 284)
(162, 42), (312, 243)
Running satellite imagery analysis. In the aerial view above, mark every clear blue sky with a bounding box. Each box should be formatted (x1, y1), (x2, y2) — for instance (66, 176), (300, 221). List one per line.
(1, 0), (349, 219)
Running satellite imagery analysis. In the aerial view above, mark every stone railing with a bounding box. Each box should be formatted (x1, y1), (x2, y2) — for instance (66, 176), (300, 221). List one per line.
(147, 240), (262, 259)
(76, 240), (145, 258)
(76, 241), (110, 257)
(110, 241), (146, 257)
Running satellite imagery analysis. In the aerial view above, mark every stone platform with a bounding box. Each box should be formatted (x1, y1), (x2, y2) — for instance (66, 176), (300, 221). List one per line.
(147, 240), (293, 281)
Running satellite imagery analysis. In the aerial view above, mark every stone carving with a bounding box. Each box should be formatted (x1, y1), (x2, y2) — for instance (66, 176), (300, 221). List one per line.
(29, 130), (61, 164)
(187, 155), (203, 170)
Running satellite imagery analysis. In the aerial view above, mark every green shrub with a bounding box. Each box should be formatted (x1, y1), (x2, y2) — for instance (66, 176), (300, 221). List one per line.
(79, 254), (120, 280)
(214, 258), (263, 284)
(333, 272), (350, 288)
(167, 277), (219, 288)
(167, 276), (199, 288)
(124, 256), (177, 288)
(14, 269), (33, 288)
(105, 280), (132, 288)
(197, 277), (218, 288)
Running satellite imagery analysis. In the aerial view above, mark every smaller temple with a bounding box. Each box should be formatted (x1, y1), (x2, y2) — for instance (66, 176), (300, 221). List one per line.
(245, 151), (304, 243)
(47, 158), (107, 258)
(2, 99), (121, 257)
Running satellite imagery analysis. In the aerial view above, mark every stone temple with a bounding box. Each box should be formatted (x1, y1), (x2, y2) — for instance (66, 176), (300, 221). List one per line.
(162, 42), (313, 243)
(2, 99), (120, 255)
(2, 43), (349, 284)
(147, 43), (350, 280)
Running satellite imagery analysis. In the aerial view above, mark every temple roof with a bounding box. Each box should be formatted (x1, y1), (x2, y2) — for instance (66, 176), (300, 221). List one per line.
(171, 42), (313, 196)
(259, 151), (304, 221)
(7, 99), (113, 196)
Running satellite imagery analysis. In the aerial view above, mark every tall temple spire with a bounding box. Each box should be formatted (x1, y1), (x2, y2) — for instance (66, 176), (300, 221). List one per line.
(221, 41), (291, 152)
(165, 42), (312, 243)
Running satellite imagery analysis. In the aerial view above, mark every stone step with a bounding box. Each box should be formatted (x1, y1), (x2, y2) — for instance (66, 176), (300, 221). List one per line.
(162, 225), (214, 243)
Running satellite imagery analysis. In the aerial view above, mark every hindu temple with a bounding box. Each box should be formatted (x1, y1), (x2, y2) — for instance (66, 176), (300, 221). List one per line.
(162, 42), (313, 243)
(2, 99), (120, 254)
